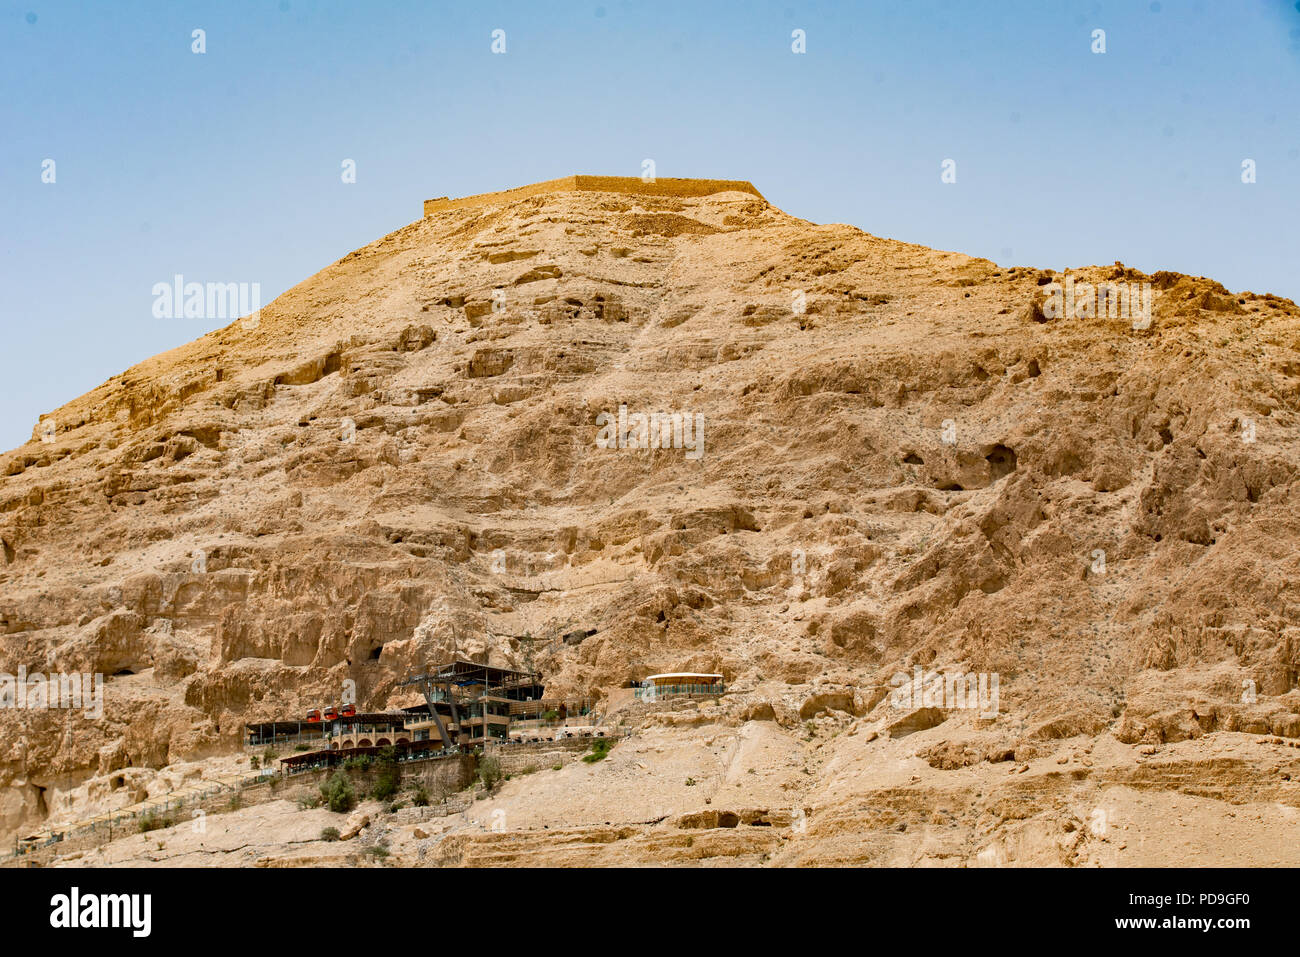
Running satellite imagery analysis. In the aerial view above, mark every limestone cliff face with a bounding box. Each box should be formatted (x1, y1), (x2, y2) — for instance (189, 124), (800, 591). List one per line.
(3, 178), (1299, 845)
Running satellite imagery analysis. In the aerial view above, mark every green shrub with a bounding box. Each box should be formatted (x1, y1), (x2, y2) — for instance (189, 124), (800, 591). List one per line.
(138, 812), (173, 833)
(319, 826), (341, 842)
(320, 771), (356, 814)
(372, 749), (401, 801)
(582, 738), (612, 763)
(411, 784), (430, 807)
(477, 755), (503, 792)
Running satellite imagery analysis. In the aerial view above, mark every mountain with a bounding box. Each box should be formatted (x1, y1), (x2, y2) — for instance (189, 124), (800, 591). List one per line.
(3, 175), (1299, 865)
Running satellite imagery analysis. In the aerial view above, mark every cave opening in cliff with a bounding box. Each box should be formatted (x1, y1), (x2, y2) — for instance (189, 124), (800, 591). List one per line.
(986, 444), (1017, 480)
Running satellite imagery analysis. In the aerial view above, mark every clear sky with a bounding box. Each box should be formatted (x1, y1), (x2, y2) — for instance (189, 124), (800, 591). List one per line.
(2, 0), (1298, 452)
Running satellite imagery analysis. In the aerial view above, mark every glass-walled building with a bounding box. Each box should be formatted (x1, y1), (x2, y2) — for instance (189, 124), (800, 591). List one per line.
(634, 672), (725, 701)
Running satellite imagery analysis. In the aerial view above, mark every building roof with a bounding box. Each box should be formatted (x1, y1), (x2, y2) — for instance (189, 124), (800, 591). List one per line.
(245, 711), (416, 735)
(645, 673), (724, 682)
(400, 659), (542, 690)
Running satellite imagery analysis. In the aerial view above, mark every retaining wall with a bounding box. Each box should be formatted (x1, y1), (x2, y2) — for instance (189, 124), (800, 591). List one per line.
(4, 753), (475, 867)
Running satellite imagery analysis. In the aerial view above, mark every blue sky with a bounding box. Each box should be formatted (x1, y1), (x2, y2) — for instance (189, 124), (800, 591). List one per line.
(2, 0), (1299, 452)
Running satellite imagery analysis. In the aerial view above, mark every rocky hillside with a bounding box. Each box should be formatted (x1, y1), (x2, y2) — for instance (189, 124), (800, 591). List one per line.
(3, 177), (1299, 862)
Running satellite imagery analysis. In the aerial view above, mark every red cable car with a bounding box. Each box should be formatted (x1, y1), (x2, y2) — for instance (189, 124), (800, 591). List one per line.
(339, 704), (356, 717)
(306, 709), (321, 722)
(323, 706), (339, 721)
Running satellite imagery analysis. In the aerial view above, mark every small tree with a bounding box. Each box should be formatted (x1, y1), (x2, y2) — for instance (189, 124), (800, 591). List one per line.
(477, 755), (503, 793)
(373, 746), (401, 801)
(320, 770), (356, 814)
